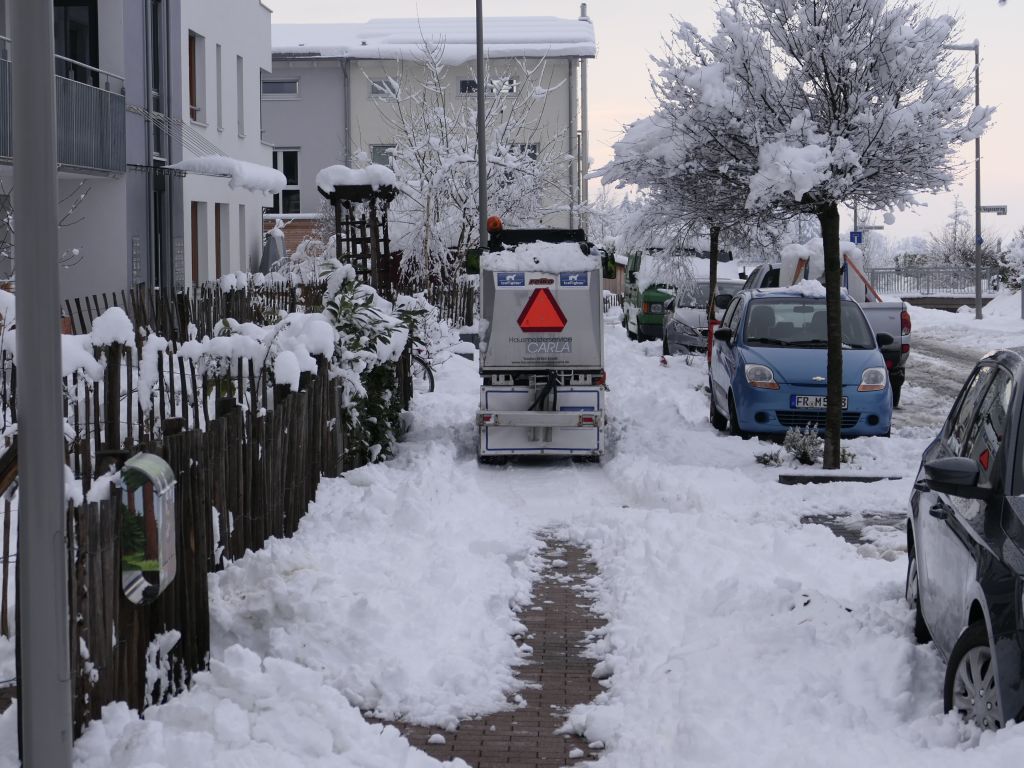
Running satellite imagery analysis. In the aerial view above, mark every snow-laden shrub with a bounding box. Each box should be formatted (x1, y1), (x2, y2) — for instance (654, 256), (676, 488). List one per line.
(322, 268), (416, 465)
(755, 449), (784, 467)
(783, 425), (824, 466)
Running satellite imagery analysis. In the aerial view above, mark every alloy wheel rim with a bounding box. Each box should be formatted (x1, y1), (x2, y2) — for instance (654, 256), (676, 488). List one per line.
(952, 646), (1003, 730)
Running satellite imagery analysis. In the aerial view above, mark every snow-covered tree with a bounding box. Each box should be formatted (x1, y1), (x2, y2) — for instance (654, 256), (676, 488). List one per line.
(375, 41), (572, 287)
(660, 0), (990, 467)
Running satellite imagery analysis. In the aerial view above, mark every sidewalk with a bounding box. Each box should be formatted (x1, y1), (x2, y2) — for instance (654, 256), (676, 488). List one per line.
(382, 537), (606, 767)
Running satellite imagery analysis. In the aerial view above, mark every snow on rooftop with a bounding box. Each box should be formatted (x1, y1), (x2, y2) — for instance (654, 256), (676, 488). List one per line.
(316, 163), (398, 195)
(169, 156), (286, 195)
(272, 17), (596, 64)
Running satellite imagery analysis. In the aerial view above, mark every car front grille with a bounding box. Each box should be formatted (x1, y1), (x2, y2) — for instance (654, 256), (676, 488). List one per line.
(776, 411), (861, 429)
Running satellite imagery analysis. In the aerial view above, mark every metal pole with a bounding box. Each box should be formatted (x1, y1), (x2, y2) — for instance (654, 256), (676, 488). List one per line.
(853, 202), (858, 234)
(476, 0), (488, 249)
(11, 0), (75, 763)
(973, 42), (983, 320)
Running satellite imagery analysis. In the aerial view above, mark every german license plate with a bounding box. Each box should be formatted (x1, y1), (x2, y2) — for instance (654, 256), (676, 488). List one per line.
(790, 395), (847, 409)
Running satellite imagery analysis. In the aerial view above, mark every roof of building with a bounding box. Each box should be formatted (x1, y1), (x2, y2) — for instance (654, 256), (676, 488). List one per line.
(272, 17), (596, 64)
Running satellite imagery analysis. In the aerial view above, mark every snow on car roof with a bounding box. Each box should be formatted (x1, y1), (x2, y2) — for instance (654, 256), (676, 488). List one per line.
(273, 18), (596, 64)
(753, 280), (851, 300)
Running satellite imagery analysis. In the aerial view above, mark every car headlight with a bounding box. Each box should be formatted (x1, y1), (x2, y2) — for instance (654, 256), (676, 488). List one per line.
(745, 364), (779, 390)
(858, 367), (887, 392)
(648, 303), (664, 314)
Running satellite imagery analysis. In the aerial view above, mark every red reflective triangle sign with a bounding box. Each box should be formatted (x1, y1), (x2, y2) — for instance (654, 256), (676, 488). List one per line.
(518, 288), (567, 333)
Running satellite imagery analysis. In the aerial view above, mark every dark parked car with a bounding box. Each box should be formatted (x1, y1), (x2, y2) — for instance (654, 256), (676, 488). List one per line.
(906, 349), (1024, 729)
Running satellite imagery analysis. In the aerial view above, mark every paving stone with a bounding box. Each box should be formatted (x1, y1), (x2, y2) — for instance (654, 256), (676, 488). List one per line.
(376, 536), (605, 766)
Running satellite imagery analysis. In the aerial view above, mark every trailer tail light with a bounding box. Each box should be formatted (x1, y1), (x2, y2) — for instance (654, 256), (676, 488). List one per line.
(579, 414), (597, 427)
(480, 414), (494, 425)
(594, 371), (606, 386)
(885, 358), (894, 370)
(901, 344), (910, 354)
(901, 309), (912, 336)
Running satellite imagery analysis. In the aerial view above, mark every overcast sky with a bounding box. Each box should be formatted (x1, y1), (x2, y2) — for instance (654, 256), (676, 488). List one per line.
(268, 0), (1023, 248)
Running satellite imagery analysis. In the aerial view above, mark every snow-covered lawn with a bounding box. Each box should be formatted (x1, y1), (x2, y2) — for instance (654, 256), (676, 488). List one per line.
(5, 297), (1024, 766)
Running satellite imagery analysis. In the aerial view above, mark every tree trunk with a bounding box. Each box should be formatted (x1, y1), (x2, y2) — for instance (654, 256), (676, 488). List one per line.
(707, 226), (720, 338)
(817, 202), (843, 470)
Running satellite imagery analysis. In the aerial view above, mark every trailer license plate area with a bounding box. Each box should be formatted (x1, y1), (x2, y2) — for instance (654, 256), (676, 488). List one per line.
(791, 395), (847, 409)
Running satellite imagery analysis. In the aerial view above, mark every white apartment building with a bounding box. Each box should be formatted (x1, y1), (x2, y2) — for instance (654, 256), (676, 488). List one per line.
(262, 10), (596, 231)
(178, 0), (274, 282)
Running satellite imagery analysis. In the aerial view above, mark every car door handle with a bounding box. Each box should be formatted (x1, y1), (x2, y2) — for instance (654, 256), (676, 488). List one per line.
(929, 504), (948, 520)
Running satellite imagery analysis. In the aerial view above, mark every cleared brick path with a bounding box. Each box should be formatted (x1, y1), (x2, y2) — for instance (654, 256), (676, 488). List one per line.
(382, 537), (606, 767)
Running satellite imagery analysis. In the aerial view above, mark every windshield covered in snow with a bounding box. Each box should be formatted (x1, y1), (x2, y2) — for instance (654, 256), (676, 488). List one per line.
(676, 280), (744, 308)
(743, 298), (876, 350)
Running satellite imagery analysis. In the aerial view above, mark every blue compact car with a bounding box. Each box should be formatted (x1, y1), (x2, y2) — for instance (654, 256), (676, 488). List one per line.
(709, 288), (893, 437)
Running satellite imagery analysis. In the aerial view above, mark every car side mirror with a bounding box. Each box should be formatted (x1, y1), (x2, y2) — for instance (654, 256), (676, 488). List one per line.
(923, 456), (990, 500)
(714, 294), (732, 311)
(713, 327), (733, 343)
(119, 453), (178, 606)
(876, 333), (894, 347)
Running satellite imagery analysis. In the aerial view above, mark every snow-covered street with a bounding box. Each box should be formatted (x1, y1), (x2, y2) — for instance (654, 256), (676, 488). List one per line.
(4, 300), (1021, 767)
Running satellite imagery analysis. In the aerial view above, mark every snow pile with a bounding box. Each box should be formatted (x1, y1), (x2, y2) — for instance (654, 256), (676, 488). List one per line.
(169, 156), (286, 195)
(209, 429), (541, 728)
(64, 645), (471, 767)
(273, 17), (596, 65)
(481, 242), (598, 274)
(88, 307), (135, 348)
(316, 164), (397, 195)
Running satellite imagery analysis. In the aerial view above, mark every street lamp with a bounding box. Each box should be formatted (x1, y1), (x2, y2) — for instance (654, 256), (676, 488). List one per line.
(476, 0), (488, 250)
(943, 40), (984, 320)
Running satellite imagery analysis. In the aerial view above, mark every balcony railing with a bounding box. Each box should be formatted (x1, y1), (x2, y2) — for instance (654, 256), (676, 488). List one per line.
(0, 38), (126, 175)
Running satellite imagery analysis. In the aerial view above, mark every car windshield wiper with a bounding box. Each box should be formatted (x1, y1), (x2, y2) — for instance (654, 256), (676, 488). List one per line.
(746, 337), (792, 346)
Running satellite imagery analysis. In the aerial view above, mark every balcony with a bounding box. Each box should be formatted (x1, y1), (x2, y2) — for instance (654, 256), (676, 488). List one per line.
(0, 39), (126, 176)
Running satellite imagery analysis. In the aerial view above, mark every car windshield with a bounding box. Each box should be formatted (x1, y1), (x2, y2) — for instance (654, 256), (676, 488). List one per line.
(676, 280), (741, 308)
(743, 298), (876, 349)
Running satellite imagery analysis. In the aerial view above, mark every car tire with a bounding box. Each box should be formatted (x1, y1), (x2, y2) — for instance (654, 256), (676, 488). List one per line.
(728, 393), (749, 439)
(905, 548), (931, 644)
(627, 328), (637, 341)
(709, 383), (728, 431)
(944, 621), (1004, 730)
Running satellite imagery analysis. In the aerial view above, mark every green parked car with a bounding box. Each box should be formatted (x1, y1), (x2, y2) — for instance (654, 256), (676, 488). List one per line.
(622, 250), (674, 341)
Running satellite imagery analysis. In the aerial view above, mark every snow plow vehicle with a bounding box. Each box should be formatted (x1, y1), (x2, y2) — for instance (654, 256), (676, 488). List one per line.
(476, 227), (606, 462)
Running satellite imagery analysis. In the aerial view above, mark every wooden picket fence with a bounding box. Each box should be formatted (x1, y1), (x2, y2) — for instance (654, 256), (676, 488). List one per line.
(0, 284), (415, 732)
(62, 281), (326, 343)
(68, 355), (363, 729)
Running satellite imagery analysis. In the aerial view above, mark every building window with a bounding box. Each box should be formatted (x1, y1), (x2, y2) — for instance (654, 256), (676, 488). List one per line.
(54, 0), (98, 85)
(215, 43), (223, 130)
(269, 149), (300, 214)
(370, 144), (395, 168)
(459, 78), (518, 96)
(188, 31), (206, 122)
(236, 55), (245, 136)
(369, 78), (399, 100)
(262, 79), (299, 98)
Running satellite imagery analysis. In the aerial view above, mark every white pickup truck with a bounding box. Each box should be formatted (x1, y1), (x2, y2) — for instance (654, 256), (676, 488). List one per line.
(741, 260), (911, 405)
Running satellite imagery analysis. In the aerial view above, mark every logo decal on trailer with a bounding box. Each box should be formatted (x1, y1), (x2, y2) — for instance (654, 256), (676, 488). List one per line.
(496, 272), (525, 288)
(518, 288), (567, 332)
(560, 272), (589, 288)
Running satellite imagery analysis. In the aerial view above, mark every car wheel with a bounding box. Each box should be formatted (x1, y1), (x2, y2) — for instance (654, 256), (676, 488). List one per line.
(728, 393), (749, 439)
(627, 328), (637, 341)
(944, 622), (1003, 730)
(709, 383), (728, 431)
(905, 548), (931, 644)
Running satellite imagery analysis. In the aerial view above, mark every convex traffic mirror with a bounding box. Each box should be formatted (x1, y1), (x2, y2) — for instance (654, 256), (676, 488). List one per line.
(119, 453), (177, 605)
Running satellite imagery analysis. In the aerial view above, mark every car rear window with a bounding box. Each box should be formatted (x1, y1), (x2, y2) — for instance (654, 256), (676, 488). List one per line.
(743, 298), (875, 349)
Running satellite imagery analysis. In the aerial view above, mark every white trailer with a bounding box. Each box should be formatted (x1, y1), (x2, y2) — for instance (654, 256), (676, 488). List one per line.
(477, 232), (606, 462)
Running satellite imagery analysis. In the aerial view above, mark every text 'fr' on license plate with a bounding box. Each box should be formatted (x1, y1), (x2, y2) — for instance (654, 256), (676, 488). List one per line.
(790, 395), (848, 409)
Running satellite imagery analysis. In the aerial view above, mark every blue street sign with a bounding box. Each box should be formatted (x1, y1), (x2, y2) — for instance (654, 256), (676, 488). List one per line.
(849, 231), (863, 245)
(976, 235), (985, 246)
